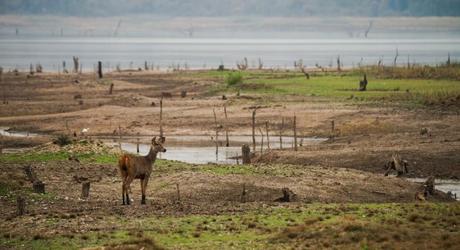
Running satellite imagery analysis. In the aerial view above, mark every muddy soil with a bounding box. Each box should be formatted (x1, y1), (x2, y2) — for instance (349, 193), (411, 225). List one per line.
(0, 157), (452, 237)
(0, 71), (459, 178)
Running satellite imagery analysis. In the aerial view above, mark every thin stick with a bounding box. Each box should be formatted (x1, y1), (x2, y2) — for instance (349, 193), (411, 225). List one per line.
(213, 108), (219, 162)
(258, 127), (264, 154)
(252, 109), (256, 152)
(224, 105), (229, 147)
(159, 97), (163, 138)
(279, 117), (284, 149)
(331, 120), (335, 141)
(265, 121), (270, 150)
(293, 115), (297, 151)
(176, 183), (181, 202)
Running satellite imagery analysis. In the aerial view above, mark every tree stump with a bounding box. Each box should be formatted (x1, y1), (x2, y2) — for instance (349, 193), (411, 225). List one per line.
(97, 61), (103, 79)
(109, 83), (114, 95)
(359, 74), (368, 91)
(23, 165), (37, 182)
(274, 188), (297, 202)
(424, 176), (435, 196)
(242, 144), (251, 164)
(81, 182), (90, 199)
(17, 197), (26, 216)
(33, 181), (45, 194)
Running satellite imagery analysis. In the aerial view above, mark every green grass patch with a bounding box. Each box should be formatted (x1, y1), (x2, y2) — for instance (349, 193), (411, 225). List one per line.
(2, 203), (458, 249)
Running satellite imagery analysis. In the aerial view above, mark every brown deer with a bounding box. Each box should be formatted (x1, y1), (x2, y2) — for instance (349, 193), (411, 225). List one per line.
(118, 136), (166, 205)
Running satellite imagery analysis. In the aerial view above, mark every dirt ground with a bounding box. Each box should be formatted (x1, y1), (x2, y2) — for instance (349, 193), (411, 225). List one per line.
(0, 156), (452, 237)
(0, 70), (459, 178)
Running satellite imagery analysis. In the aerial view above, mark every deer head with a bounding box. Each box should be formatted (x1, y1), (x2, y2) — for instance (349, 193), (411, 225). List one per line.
(151, 136), (167, 153)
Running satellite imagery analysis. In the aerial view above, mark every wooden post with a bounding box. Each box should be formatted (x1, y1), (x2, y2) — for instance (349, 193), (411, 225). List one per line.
(176, 183), (181, 202)
(97, 61), (103, 78)
(265, 121), (270, 150)
(159, 97), (163, 138)
(33, 181), (45, 193)
(293, 115), (298, 151)
(224, 105), (230, 147)
(279, 117), (284, 149)
(17, 197), (26, 216)
(73, 56), (79, 73)
(81, 182), (90, 199)
(331, 120), (335, 141)
(259, 128), (264, 154)
(213, 108), (219, 162)
(109, 83), (114, 94)
(241, 184), (247, 203)
(242, 144), (251, 164)
(252, 109), (256, 152)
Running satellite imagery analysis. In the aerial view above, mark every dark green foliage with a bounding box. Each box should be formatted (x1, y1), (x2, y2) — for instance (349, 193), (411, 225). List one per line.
(53, 134), (72, 146)
(226, 72), (243, 86)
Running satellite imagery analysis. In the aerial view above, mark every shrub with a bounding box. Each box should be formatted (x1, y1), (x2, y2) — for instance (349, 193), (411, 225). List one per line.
(53, 134), (72, 146)
(226, 72), (243, 86)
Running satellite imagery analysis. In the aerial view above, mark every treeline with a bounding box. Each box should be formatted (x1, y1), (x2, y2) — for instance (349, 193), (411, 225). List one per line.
(1, 0), (459, 17)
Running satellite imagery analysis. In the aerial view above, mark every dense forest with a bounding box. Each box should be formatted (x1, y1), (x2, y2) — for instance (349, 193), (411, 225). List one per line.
(1, 0), (459, 17)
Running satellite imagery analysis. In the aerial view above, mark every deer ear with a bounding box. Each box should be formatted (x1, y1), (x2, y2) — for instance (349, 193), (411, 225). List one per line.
(152, 136), (157, 145)
(160, 136), (166, 143)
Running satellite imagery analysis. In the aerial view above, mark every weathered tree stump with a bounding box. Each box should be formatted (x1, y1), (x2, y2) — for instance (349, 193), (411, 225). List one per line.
(23, 165), (37, 182)
(242, 144), (251, 164)
(274, 188), (297, 202)
(97, 61), (103, 78)
(424, 176), (435, 196)
(17, 196), (26, 216)
(109, 83), (114, 95)
(384, 154), (409, 177)
(359, 74), (368, 91)
(81, 182), (90, 199)
(73, 56), (79, 73)
(33, 181), (45, 194)
(240, 184), (247, 203)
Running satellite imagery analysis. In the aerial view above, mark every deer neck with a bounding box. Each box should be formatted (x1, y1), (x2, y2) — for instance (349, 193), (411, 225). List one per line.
(146, 147), (159, 163)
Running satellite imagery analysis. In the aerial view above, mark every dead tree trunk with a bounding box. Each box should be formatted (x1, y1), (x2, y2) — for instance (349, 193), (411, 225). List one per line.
(17, 196), (26, 216)
(23, 165), (37, 183)
(159, 97), (164, 139)
(73, 56), (79, 73)
(33, 181), (45, 193)
(97, 61), (103, 79)
(224, 105), (230, 147)
(213, 108), (219, 161)
(240, 184), (247, 203)
(293, 115), (298, 151)
(252, 109), (256, 152)
(265, 121), (270, 150)
(242, 144), (251, 164)
(359, 74), (368, 91)
(176, 183), (181, 202)
(424, 176), (435, 196)
(259, 128), (264, 154)
(279, 117), (284, 149)
(81, 182), (90, 199)
(331, 120), (335, 141)
(109, 83), (114, 95)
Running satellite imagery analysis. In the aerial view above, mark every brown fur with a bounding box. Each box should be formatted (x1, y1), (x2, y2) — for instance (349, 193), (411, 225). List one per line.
(118, 137), (166, 205)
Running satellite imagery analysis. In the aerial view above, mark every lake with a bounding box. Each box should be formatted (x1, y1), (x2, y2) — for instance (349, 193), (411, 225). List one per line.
(0, 37), (459, 72)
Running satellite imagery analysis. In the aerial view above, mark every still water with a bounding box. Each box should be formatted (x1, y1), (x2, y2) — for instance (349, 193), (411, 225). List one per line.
(0, 37), (458, 71)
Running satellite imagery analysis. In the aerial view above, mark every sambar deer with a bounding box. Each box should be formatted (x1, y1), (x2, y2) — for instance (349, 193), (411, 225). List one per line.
(118, 136), (166, 205)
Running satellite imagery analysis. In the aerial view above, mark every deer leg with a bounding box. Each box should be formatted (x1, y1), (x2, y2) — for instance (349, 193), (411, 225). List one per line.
(122, 181), (126, 205)
(140, 178), (146, 205)
(141, 177), (149, 205)
(124, 176), (134, 205)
